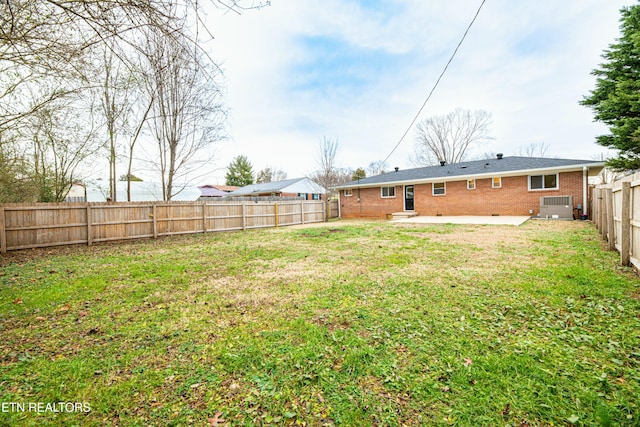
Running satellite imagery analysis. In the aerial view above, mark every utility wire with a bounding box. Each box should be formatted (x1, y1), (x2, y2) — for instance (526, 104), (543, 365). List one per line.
(382, 0), (487, 165)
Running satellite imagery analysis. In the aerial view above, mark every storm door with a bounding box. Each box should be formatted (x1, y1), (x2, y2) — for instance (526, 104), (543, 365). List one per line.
(404, 185), (414, 211)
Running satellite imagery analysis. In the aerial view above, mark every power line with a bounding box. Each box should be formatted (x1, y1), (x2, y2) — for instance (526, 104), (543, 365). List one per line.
(382, 0), (487, 165)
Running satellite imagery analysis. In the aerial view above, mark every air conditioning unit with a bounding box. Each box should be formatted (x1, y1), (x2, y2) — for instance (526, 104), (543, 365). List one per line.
(540, 196), (573, 219)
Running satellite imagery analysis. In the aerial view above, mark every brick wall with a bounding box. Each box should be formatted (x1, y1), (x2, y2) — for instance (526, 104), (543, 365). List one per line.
(340, 171), (584, 218)
(340, 187), (404, 218)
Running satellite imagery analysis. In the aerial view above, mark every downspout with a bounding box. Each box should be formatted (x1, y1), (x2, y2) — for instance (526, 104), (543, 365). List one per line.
(357, 177), (362, 218)
(337, 189), (341, 219)
(583, 166), (588, 217)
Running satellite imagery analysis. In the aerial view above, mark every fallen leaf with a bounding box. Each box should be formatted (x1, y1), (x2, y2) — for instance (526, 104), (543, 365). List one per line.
(57, 304), (70, 312)
(464, 357), (473, 367)
(35, 316), (47, 321)
(208, 412), (225, 426)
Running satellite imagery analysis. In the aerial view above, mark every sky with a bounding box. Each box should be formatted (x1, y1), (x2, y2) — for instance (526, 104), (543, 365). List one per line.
(196, 0), (638, 185)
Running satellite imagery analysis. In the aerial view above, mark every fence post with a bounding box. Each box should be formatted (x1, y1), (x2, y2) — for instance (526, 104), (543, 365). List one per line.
(592, 188), (598, 229)
(606, 189), (615, 250)
(242, 203), (247, 230)
(598, 187), (604, 230)
(202, 202), (207, 233)
(301, 201), (305, 224)
(621, 182), (631, 266)
(600, 188), (607, 239)
(275, 203), (279, 228)
(152, 204), (158, 239)
(0, 206), (6, 254)
(86, 205), (93, 246)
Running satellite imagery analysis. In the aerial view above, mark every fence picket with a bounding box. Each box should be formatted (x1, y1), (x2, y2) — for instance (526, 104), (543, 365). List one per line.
(0, 207), (6, 254)
(0, 200), (337, 253)
(594, 173), (640, 270)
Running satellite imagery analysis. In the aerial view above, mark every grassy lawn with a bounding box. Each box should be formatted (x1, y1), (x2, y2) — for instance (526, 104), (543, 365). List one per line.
(1, 219), (639, 426)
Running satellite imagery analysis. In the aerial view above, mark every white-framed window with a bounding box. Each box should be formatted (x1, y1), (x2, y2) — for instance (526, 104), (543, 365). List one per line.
(467, 179), (476, 190)
(344, 189), (353, 197)
(312, 194), (320, 200)
(529, 174), (558, 190)
(492, 177), (502, 189)
(433, 182), (446, 196)
(381, 186), (396, 198)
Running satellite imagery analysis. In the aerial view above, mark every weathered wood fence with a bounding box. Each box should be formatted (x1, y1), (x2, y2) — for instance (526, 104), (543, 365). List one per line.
(592, 171), (640, 269)
(0, 200), (338, 253)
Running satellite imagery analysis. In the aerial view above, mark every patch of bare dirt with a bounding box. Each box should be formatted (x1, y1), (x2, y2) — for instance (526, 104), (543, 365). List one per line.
(398, 219), (589, 248)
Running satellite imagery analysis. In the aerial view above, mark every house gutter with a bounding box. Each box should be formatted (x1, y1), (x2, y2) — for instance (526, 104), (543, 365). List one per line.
(335, 163), (605, 190)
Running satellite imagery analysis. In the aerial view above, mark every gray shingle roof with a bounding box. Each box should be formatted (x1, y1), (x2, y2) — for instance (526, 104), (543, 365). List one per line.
(229, 177), (326, 196)
(335, 156), (604, 189)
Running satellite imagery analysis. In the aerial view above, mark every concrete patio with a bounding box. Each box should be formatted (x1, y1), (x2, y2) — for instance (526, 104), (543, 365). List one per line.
(391, 215), (531, 226)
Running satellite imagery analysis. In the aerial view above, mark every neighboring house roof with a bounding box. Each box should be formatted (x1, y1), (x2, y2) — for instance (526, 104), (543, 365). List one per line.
(335, 156), (605, 189)
(198, 186), (228, 197)
(211, 185), (239, 192)
(228, 177), (326, 196)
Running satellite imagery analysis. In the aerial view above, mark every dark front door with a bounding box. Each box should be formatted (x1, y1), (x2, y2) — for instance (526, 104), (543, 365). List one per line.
(404, 185), (414, 211)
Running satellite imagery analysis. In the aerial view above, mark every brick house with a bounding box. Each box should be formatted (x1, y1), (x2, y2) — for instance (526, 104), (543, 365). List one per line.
(334, 155), (604, 219)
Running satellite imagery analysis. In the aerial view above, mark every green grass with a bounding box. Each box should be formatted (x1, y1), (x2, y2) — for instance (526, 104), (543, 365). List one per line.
(1, 220), (639, 426)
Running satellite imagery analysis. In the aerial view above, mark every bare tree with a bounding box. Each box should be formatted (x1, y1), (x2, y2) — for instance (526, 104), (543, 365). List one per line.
(0, 1), (265, 133)
(0, 1), (171, 132)
(1, 1), (263, 202)
(256, 167), (287, 183)
(412, 109), (492, 166)
(0, 132), (38, 202)
(96, 44), (155, 202)
(99, 47), (127, 202)
(272, 168), (288, 182)
(124, 97), (154, 201)
(143, 28), (225, 201)
(516, 142), (550, 158)
(310, 137), (352, 197)
(367, 160), (389, 176)
(25, 97), (101, 201)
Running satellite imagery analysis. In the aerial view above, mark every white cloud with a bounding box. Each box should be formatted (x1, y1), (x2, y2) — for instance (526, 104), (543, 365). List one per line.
(199, 0), (636, 184)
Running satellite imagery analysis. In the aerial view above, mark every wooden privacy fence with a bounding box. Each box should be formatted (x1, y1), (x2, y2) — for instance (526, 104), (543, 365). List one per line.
(592, 171), (640, 269)
(0, 200), (336, 253)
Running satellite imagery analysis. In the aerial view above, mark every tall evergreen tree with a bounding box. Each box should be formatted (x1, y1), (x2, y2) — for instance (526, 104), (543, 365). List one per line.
(352, 168), (366, 181)
(581, 4), (640, 170)
(225, 155), (254, 186)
